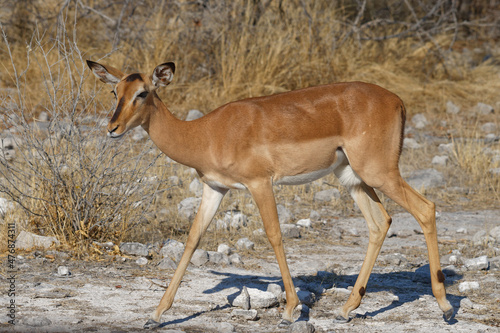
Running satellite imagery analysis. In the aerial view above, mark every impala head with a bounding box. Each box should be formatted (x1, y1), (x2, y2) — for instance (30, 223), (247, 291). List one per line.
(87, 60), (175, 138)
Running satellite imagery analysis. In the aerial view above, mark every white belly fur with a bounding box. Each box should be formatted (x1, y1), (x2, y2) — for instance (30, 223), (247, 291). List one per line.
(274, 149), (363, 187)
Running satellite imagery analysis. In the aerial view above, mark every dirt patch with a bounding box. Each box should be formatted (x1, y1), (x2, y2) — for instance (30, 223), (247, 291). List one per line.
(2, 210), (499, 332)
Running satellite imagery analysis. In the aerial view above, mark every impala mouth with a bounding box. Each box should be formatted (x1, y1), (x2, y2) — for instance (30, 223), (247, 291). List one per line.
(107, 125), (125, 138)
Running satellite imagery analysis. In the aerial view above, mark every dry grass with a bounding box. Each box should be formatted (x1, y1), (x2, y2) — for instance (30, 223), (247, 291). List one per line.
(0, 0), (499, 254)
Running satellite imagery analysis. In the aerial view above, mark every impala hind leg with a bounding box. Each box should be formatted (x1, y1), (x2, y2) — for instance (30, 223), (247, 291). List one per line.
(144, 183), (227, 329)
(378, 175), (453, 320)
(248, 180), (299, 327)
(336, 183), (392, 321)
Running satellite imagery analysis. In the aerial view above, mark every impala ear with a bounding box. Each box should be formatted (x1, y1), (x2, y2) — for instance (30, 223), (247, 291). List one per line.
(86, 60), (124, 85)
(152, 62), (175, 88)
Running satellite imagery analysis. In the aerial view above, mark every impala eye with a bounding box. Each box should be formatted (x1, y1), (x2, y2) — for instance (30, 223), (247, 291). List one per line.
(137, 91), (148, 99)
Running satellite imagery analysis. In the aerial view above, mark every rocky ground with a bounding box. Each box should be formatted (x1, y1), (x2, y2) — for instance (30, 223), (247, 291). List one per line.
(2, 209), (499, 333)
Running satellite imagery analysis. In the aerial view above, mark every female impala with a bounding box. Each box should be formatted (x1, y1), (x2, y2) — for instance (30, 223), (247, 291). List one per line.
(87, 60), (453, 329)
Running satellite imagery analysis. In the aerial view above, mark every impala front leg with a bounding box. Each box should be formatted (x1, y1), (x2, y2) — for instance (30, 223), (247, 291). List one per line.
(248, 179), (299, 327)
(145, 183), (227, 329)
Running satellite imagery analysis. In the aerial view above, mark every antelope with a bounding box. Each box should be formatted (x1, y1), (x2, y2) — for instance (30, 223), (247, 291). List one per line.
(87, 60), (453, 329)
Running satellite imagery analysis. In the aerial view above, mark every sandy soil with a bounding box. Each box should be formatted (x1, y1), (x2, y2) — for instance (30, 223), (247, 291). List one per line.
(1, 210), (499, 332)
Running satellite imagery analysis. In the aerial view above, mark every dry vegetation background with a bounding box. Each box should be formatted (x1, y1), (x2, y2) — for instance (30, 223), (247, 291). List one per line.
(0, 0), (499, 255)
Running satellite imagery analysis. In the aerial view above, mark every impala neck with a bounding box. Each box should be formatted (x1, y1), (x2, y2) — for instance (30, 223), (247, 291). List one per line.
(143, 95), (203, 169)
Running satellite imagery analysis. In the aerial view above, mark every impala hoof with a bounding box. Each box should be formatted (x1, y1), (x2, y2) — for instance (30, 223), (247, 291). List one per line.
(444, 308), (454, 321)
(277, 319), (292, 328)
(143, 319), (160, 329)
(334, 314), (350, 323)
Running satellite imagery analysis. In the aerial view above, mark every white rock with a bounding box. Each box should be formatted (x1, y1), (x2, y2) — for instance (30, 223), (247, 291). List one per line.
(38, 111), (50, 122)
(297, 218), (312, 228)
(481, 122), (497, 133)
(159, 239), (184, 262)
(16, 231), (60, 250)
(489, 226), (500, 243)
(277, 204), (294, 224)
(446, 101), (460, 114)
(178, 197), (201, 220)
(185, 109), (204, 121)
(0, 197), (14, 214)
(230, 309), (258, 321)
(253, 228), (266, 237)
(189, 178), (203, 197)
(224, 211), (248, 230)
(289, 320), (315, 333)
(456, 228), (467, 234)
(412, 113), (428, 129)
(131, 127), (148, 141)
(474, 102), (494, 115)
(313, 188), (340, 202)
(464, 256), (489, 271)
(57, 266), (70, 276)
(489, 168), (500, 176)
(136, 257), (148, 266)
(438, 143), (454, 154)
(235, 238), (254, 250)
(190, 249), (209, 266)
(280, 224), (301, 238)
(458, 281), (480, 293)
(157, 257), (177, 270)
(431, 155), (449, 166)
(266, 283), (283, 298)
(208, 251), (228, 265)
(407, 168), (445, 189)
(309, 210), (320, 221)
(231, 287), (279, 309)
(217, 243), (232, 255)
(229, 253), (243, 265)
(168, 175), (181, 186)
(119, 242), (149, 256)
(403, 138), (421, 149)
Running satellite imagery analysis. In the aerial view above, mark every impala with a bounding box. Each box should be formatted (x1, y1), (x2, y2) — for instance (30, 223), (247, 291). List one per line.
(87, 60), (453, 329)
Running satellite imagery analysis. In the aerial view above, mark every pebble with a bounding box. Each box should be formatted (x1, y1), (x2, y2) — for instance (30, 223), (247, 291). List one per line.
(160, 239), (184, 262)
(229, 253), (243, 265)
(136, 257), (148, 266)
(185, 109), (204, 121)
(235, 238), (255, 250)
(289, 321), (315, 333)
(438, 143), (454, 154)
(22, 317), (52, 327)
(464, 256), (489, 271)
(446, 101), (460, 114)
(157, 257), (177, 270)
(431, 155), (449, 166)
(190, 249), (209, 266)
(412, 113), (428, 129)
(217, 243), (232, 255)
(403, 138), (421, 149)
(313, 188), (340, 202)
(177, 197), (201, 220)
(231, 287), (278, 309)
(231, 309), (258, 321)
(16, 231), (60, 250)
(57, 266), (70, 276)
(458, 281), (480, 293)
(407, 168), (444, 189)
(474, 102), (494, 115)
(297, 218), (312, 228)
(189, 178), (203, 197)
(281, 224), (301, 238)
(277, 204), (295, 224)
(119, 242), (149, 257)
